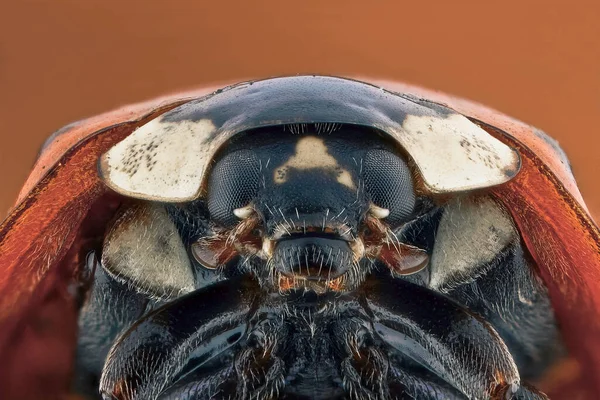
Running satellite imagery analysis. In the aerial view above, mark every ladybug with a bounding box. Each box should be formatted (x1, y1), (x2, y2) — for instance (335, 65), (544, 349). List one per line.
(0, 76), (598, 400)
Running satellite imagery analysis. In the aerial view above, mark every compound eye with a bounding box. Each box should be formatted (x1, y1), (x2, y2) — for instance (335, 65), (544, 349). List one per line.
(363, 149), (416, 226)
(207, 150), (261, 227)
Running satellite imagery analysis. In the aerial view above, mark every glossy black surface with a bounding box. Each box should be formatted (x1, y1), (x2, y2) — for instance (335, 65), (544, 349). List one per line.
(161, 76), (453, 139)
(89, 263), (552, 399)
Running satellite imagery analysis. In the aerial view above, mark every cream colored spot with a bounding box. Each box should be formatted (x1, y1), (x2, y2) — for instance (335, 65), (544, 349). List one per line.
(389, 113), (520, 193)
(429, 196), (517, 291)
(273, 136), (355, 189)
(100, 118), (217, 202)
(369, 204), (390, 219)
(233, 204), (254, 219)
(101, 203), (195, 300)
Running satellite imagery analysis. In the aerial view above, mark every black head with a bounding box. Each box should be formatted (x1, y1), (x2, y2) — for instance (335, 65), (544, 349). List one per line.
(192, 124), (424, 292)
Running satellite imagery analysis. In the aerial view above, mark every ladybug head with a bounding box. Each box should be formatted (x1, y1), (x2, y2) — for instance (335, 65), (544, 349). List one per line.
(191, 124), (425, 292)
(98, 76), (520, 295)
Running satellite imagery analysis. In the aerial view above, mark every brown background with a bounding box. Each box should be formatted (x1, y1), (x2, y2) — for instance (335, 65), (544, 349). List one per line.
(1, 1), (599, 217)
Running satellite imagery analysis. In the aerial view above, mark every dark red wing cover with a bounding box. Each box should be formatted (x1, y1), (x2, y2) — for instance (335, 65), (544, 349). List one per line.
(0, 91), (211, 399)
(378, 81), (600, 399)
(492, 137), (600, 400)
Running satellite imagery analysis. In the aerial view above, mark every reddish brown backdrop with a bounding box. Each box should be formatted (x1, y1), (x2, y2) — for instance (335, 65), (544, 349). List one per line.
(1, 1), (599, 217)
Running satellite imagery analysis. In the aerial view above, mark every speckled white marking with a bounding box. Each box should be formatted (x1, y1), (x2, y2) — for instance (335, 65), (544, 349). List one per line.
(100, 118), (216, 201)
(391, 114), (519, 193)
(100, 105), (518, 201)
(274, 136), (355, 188)
(101, 203), (194, 299)
(429, 197), (517, 291)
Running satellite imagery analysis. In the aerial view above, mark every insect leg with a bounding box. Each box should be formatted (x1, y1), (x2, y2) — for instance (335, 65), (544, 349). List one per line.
(99, 274), (261, 400)
(334, 318), (390, 399)
(359, 275), (520, 399)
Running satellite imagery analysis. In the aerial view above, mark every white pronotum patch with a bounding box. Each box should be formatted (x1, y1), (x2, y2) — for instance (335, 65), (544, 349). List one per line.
(273, 136), (355, 189)
(101, 203), (195, 299)
(393, 114), (519, 193)
(429, 196), (517, 291)
(100, 92), (519, 200)
(100, 118), (216, 201)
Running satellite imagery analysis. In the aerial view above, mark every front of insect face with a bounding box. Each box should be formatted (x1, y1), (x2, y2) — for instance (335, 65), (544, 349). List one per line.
(79, 77), (562, 400)
(195, 126), (426, 294)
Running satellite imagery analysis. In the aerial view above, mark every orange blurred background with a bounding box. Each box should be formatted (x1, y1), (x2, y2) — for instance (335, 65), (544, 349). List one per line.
(1, 1), (599, 217)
